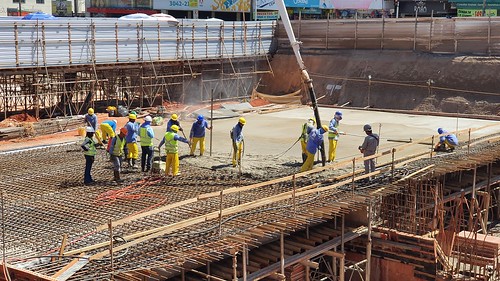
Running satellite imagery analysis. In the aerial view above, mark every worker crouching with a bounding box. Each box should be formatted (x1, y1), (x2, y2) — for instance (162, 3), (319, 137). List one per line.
(158, 125), (190, 176)
(434, 128), (458, 152)
(81, 126), (97, 185)
(108, 127), (127, 182)
(301, 125), (328, 172)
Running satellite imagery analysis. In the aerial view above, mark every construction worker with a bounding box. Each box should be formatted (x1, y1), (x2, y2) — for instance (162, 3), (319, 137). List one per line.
(158, 125), (190, 176)
(166, 113), (183, 132)
(99, 119), (117, 144)
(140, 116), (155, 172)
(328, 111), (343, 162)
(109, 127), (127, 182)
(125, 113), (140, 168)
(84, 107), (102, 144)
(300, 118), (315, 163)
(81, 126), (97, 185)
(84, 108), (98, 130)
(231, 117), (246, 167)
(301, 125), (328, 172)
(435, 128), (458, 152)
(358, 124), (380, 178)
(189, 114), (212, 156)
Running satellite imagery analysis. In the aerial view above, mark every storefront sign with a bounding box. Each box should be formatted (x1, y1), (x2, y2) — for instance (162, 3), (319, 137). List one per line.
(256, 11), (279, 19)
(284, 0), (320, 8)
(457, 8), (497, 17)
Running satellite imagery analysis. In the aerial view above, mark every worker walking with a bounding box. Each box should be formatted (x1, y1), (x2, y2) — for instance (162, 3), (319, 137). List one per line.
(328, 111), (343, 162)
(125, 113), (140, 168)
(108, 127), (128, 182)
(81, 126), (97, 185)
(139, 116), (155, 172)
(158, 125), (190, 176)
(300, 118), (315, 163)
(189, 114), (212, 156)
(231, 117), (246, 167)
(358, 124), (380, 178)
(435, 128), (458, 152)
(301, 125), (329, 172)
(100, 119), (117, 144)
(166, 113), (183, 132)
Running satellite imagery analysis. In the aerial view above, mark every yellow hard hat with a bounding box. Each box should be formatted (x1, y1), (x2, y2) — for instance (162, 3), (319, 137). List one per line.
(128, 113), (137, 120)
(171, 125), (179, 132)
(308, 118), (316, 124)
(88, 108), (94, 115)
(322, 125), (329, 132)
(171, 114), (178, 121)
(239, 117), (246, 125)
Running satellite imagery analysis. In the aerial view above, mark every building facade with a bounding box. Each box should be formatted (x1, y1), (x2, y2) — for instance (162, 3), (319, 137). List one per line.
(0, 0), (52, 16)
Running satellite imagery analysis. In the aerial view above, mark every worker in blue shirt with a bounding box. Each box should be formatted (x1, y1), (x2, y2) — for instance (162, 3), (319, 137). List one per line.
(189, 114), (212, 156)
(84, 108), (97, 130)
(139, 116), (155, 172)
(231, 117), (246, 167)
(100, 119), (117, 144)
(166, 113), (183, 132)
(435, 128), (458, 152)
(328, 111), (344, 162)
(125, 114), (140, 168)
(301, 125), (328, 172)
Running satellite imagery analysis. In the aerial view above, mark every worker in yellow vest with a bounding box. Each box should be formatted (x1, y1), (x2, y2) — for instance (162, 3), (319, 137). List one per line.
(108, 127), (128, 182)
(158, 125), (190, 176)
(81, 126), (97, 185)
(139, 116), (155, 172)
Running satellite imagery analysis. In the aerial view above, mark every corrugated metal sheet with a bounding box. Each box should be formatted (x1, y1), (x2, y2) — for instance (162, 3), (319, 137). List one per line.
(0, 18), (276, 69)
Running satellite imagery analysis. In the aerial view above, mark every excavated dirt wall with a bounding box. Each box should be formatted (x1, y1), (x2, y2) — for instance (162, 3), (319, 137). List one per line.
(260, 50), (500, 115)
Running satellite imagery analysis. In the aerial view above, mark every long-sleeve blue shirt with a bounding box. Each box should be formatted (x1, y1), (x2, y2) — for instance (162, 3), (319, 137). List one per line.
(190, 120), (209, 138)
(306, 128), (326, 155)
(102, 120), (116, 131)
(166, 119), (181, 132)
(440, 131), (458, 146)
(158, 133), (189, 147)
(140, 122), (155, 138)
(84, 114), (98, 129)
(232, 123), (244, 143)
(124, 121), (139, 143)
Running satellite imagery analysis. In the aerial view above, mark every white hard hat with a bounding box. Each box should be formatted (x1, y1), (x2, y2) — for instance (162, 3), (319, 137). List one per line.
(145, 116), (153, 122)
(86, 126), (95, 133)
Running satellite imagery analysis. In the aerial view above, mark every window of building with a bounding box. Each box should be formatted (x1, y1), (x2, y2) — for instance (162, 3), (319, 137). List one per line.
(13, 0), (27, 3)
(36, 0), (45, 3)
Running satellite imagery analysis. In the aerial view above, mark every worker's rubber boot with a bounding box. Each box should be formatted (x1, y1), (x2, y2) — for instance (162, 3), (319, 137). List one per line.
(114, 171), (123, 182)
(132, 159), (138, 169)
(302, 153), (307, 163)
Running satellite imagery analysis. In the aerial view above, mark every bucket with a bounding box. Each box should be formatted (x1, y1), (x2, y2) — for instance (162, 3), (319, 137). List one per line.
(78, 127), (86, 137)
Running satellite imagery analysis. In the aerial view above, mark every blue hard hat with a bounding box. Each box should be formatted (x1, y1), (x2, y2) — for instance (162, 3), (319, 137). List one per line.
(335, 111), (342, 116)
(438, 128), (444, 134)
(197, 115), (204, 121)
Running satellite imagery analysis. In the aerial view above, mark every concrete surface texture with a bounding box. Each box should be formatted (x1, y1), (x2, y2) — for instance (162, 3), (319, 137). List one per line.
(1, 106), (496, 176)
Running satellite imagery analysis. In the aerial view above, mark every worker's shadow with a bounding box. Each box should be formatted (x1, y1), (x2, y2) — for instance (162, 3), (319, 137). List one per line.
(211, 164), (235, 170)
(281, 161), (303, 168)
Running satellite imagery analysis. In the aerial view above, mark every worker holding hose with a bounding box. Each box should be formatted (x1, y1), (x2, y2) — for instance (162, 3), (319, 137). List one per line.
(231, 117), (246, 168)
(301, 125), (329, 172)
(158, 125), (190, 176)
(300, 118), (315, 163)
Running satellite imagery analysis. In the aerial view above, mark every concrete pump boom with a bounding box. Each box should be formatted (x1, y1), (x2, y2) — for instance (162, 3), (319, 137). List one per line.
(274, 0), (326, 166)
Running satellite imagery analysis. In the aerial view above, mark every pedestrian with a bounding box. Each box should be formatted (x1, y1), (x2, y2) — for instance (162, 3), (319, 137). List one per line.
(124, 113), (140, 168)
(100, 119), (117, 144)
(189, 114), (212, 156)
(158, 125), (190, 176)
(328, 111), (343, 162)
(231, 117), (246, 167)
(140, 116), (155, 172)
(358, 124), (380, 178)
(108, 127), (127, 182)
(81, 126), (97, 185)
(434, 128), (458, 152)
(166, 113), (183, 132)
(301, 125), (328, 172)
(300, 118), (315, 163)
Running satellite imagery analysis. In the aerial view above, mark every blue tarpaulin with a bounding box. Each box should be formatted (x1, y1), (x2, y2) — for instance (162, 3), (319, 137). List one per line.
(22, 12), (57, 20)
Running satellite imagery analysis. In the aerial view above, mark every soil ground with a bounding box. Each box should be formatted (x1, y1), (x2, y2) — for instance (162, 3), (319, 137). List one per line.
(1, 104), (497, 177)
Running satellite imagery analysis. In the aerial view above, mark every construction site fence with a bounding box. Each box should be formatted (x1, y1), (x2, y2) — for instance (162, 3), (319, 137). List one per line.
(277, 16), (500, 55)
(0, 18), (276, 69)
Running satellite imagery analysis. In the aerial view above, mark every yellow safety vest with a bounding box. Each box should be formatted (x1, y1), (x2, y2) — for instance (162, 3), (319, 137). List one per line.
(139, 126), (153, 147)
(84, 137), (96, 156)
(164, 132), (178, 154)
(112, 136), (126, 156)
